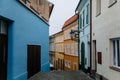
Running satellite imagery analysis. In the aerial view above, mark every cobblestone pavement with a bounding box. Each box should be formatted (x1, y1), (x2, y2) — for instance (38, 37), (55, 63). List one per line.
(28, 70), (94, 80)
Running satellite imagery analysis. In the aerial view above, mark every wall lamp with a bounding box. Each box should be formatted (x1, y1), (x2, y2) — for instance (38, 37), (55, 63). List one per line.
(70, 29), (83, 39)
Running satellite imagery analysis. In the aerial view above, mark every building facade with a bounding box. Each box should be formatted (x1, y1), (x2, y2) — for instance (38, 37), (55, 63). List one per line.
(76, 0), (90, 72)
(62, 15), (79, 70)
(0, 0), (53, 80)
(92, 0), (120, 80)
(54, 31), (64, 70)
(49, 35), (55, 69)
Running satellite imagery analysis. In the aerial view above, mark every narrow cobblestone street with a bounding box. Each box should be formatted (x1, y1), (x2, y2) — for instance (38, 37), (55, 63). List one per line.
(28, 70), (94, 80)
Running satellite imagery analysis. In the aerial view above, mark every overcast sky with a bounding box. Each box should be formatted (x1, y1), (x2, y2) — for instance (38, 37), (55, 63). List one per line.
(48, 0), (79, 35)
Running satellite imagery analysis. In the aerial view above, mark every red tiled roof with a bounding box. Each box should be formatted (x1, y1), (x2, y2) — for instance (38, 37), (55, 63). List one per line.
(62, 14), (78, 29)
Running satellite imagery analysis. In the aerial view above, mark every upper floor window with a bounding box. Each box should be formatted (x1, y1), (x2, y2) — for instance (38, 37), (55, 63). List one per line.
(64, 30), (71, 40)
(79, 15), (82, 29)
(108, 0), (117, 8)
(86, 4), (90, 24)
(83, 10), (85, 27)
(96, 0), (101, 16)
(36, 0), (43, 5)
(112, 39), (120, 67)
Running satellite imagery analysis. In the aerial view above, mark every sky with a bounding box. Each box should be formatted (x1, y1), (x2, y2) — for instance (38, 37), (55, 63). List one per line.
(48, 0), (79, 35)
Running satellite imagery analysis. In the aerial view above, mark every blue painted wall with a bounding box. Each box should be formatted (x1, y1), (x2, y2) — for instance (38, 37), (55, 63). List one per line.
(0, 0), (50, 80)
(76, 0), (90, 71)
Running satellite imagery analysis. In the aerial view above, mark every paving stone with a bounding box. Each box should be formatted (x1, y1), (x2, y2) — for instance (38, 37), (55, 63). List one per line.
(28, 70), (94, 80)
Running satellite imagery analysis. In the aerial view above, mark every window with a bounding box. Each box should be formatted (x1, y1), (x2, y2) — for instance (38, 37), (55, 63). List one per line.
(108, 0), (117, 7)
(68, 61), (71, 68)
(71, 43), (75, 55)
(112, 39), (120, 67)
(83, 10), (85, 27)
(67, 43), (71, 54)
(79, 15), (82, 29)
(75, 43), (78, 56)
(64, 44), (67, 54)
(96, 0), (101, 16)
(36, 0), (41, 5)
(86, 4), (90, 24)
(65, 60), (67, 67)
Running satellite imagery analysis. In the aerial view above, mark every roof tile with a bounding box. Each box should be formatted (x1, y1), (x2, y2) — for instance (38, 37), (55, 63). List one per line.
(62, 14), (78, 29)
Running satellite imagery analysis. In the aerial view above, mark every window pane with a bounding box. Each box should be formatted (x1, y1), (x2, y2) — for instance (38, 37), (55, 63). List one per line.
(86, 4), (89, 24)
(80, 15), (82, 29)
(117, 40), (120, 66)
(83, 11), (85, 27)
(113, 40), (116, 65)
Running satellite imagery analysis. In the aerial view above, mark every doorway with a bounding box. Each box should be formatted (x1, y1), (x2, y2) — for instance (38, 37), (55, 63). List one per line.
(27, 45), (41, 78)
(81, 42), (85, 71)
(0, 20), (8, 80)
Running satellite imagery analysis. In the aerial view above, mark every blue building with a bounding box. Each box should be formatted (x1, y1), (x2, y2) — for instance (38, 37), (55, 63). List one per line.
(0, 0), (53, 80)
(75, 0), (90, 72)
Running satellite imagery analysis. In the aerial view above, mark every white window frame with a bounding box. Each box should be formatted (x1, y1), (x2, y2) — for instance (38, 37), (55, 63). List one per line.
(111, 39), (120, 67)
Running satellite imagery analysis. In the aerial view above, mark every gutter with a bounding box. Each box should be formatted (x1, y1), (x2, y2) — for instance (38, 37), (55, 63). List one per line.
(90, 0), (92, 73)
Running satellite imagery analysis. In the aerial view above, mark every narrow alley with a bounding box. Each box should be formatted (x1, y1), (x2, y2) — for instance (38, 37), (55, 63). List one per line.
(28, 70), (93, 80)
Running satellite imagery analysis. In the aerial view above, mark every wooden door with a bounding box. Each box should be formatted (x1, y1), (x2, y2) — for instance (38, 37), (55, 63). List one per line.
(27, 45), (41, 78)
(81, 42), (85, 71)
(0, 35), (7, 80)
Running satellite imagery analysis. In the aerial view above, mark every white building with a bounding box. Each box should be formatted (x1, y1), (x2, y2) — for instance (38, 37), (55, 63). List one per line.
(92, 0), (120, 80)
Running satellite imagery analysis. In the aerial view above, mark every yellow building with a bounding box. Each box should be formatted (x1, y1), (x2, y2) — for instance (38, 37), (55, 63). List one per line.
(62, 14), (79, 70)
(54, 31), (64, 70)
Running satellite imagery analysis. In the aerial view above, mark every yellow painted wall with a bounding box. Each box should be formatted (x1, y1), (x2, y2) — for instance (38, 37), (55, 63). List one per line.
(64, 54), (78, 70)
(55, 52), (64, 70)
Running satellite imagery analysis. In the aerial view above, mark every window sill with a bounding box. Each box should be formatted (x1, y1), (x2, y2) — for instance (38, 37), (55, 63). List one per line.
(108, 1), (117, 8)
(109, 66), (120, 72)
(96, 12), (101, 17)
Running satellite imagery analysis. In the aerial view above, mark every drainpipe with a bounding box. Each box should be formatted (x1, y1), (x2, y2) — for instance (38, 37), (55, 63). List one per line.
(90, 0), (92, 74)
(75, 13), (80, 70)
(78, 14), (80, 70)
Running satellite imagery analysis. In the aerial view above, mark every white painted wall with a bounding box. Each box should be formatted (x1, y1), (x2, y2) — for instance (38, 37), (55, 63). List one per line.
(92, 0), (120, 80)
